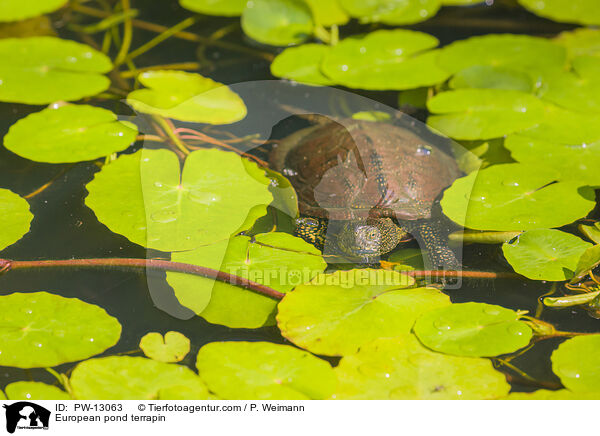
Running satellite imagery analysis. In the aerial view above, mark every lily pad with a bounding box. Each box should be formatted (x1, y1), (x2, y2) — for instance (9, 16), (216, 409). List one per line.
(5, 381), (70, 400)
(179, 0), (247, 16)
(0, 189), (32, 251)
(127, 70), (246, 124)
(277, 269), (451, 356)
(168, 232), (326, 328)
(241, 0), (313, 46)
(427, 89), (545, 140)
(502, 230), (592, 281)
(541, 58), (600, 114)
(580, 223), (600, 244)
(0, 0), (67, 22)
(338, 0), (441, 25)
(449, 65), (534, 92)
(518, 0), (600, 25)
(551, 335), (600, 392)
(304, 0), (349, 26)
(270, 44), (334, 86)
(70, 356), (209, 399)
(441, 0), (484, 4)
(196, 341), (336, 399)
(413, 302), (533, 357)
(504, 389), (600, 399)
(85, 148), (272, 252)
(4, 105), (138, 163)
(333, 335), (510, 399)
(440, 163), (596, 231)
(139, 331), (190, 363)
(321, 30), (449, 90)
(555, 28), (600, 58)
(0, 37), (111, 104)
(0, 292), (121, 368)
(570, 244), (600, 283)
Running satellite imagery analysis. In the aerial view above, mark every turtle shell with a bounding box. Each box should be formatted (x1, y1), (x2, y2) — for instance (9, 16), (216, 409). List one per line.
(270, 118), (461, 221)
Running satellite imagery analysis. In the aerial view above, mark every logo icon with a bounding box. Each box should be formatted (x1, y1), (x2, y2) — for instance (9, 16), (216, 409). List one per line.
(3, 402), (50, 433)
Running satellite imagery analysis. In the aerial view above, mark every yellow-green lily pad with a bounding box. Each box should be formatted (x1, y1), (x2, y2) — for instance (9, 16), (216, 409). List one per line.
(450, 65), (534, 92)
(551, 335), (600, 392)
(518, 0), (600, 25)
(502, 229), (592, 281)
(0, 189), (32, 251)
(196, 341), (336, 399)
(0, 37), (111, 104)
(168, 232), (326, 328)
(179, 0), (247, 16)
(5, 381), (70, 400)
(413, 302), (533, 357)
(85, 148), (272, 252)
(504, 389), (600, 399)
(241, 0), (313, 46)
(277, 269), (450, 356)
(333, 335), (510, 399)
(555, 28), (600, 58)
(127, 70), (247, 124)
(321, 30), (449, 90)
(441, 163), (596, 231)
(139, 331), (190, 363)
(0, 291), (121, 368)
(70, 356), (209, 399)
(270, 44), (334, 86)
(4, 105), (138, 163)
(570, 244), (600, 283)
(304, 0), (349, 26)
(338, 0), (441, 25)
(0, 0), (67, 22)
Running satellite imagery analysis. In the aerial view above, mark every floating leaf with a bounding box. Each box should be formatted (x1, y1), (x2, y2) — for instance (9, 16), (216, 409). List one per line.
(0, 0), (67, 22)
(414, 302), (532, 357)
(0, 37), (111, 104)
(241, 0), (313, 46)
(518, 0), (600, 25)
(85, 148), (272, 251)
(427, 89), (545, 140)
(580, 223), (600, 244)
(338, 0), (441, 25)
(5, 382), (70, 400)
(449, 230), (522, 245)
(351, 111), (391, 121)
(441, 0), (484, 4)
(551, 335), (600, 392)
(449, 65), (533, 92)
(277, 269), (450, 356)
(0, 292), (121, 368)
(196, 341), (336, 399)
(304, 0), (349, 26)
(504, 389), (600, 399)
(321, 30), (449, 90)
(179, 0), (247, 16)
(502, 230), (592, 281)
(441, 163), (596, 231)
(0, 16), (56, 39)
(127, 70), (246, 124)
(168, 232), (326, 328)
(555, 28), (600, 58)
(270, 44), (334, 86)
(570, 244), (600, 283)
(387, 248), (425, 271)
(333, 335), (510, 399)
(541, 58), (600, 114)
(139, 331), (190, 363)
(4, 105), (138, 163)
(0, 189), (32, 251)
(70, 356), (209, 399)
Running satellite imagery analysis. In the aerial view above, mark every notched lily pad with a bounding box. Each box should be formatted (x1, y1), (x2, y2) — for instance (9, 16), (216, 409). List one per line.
(277, 269), (450, 356)
(5, 381), (70, 400)
(0, 291), (121, 368)
(551, 335), (600, 392)
(196, 341), (336, 399)
(338, 0), (441, 25)
(4, 105), (138, 163)
(140, 331), (190, 363)
(0, 189), (32, 251)
(271, 44), (334, 86)
(241, 0), (313, 46)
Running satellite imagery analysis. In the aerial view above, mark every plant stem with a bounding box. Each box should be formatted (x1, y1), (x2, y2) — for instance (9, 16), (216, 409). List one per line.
(113, 0), (133, 66)
(152, 115), (190, 155)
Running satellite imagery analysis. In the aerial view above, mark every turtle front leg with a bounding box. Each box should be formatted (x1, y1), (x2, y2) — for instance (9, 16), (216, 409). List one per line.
(294, 217), (328, 251)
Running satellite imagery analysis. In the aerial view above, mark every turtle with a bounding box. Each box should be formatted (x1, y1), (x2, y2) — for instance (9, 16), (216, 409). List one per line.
(269, 116), (462, 271)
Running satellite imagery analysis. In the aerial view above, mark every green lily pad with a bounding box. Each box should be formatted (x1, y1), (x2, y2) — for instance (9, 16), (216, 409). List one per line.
(179, 0), (247, 16)
(555, 28), (600, 58)
(196, 341), (336, 399)
(70, 356), (209, 399)
(541, 58), (600, 114)
(5, 381), (70, 400)
(270, 44), (334, 86)
(352, 111), (391, 121)
(580, 223), (600, 244)
(85, 148), (272, 252)
(139, 331), (190, 363)
(168, 232), (326, 328)
(0, 0), (67, 22)
(0, 37), (111, 104)
(4, 105), (138, 163)
(504, 389), (600, 399)
(570, 244), (600, 283)
(440, 163), (596, 231)
(321, 30), (449, 90)
(502, 229), (592, 281)
(551, 335), (600, 392)
(0, 189), (32, 251)
(413, 302), (533, 357)
(241, 0), (313, 46)
(0, 291), (121, 368)
(304, 0), (349, 26)
(427, 89), (545, 140)
(449, 65), (534, 92)
(333, 335), (510, 399)
(441, 0), (484, 4)
(338, 0), (441, 25)
(453, 138), (513, 173)
(277, 269), (451, 356)
(127, 70), (246, 124)
(518, 0), (600, 25)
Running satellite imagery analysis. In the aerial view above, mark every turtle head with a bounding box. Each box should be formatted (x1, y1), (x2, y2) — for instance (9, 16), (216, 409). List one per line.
(337, 218), (405, 259)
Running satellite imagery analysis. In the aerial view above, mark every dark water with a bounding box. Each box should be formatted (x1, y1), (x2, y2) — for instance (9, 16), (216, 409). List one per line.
(0, 0), (596, 392)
